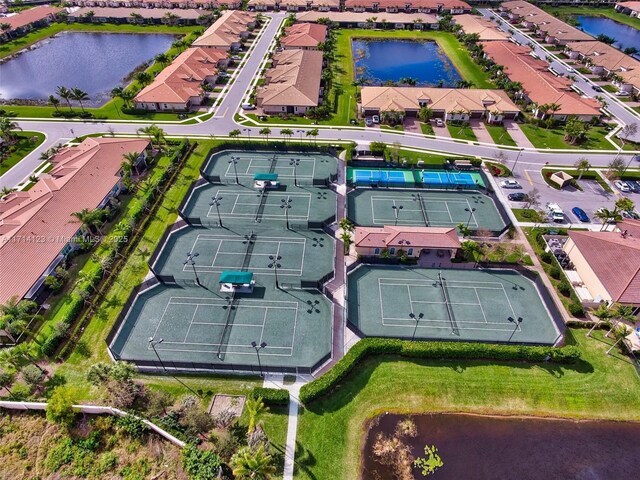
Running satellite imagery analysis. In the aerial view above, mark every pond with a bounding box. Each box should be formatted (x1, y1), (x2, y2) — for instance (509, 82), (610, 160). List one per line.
(352, 39), (462, 87)
(363, 413), (640, 479)
(576, 16), (640, 55)
(0, 31), (176, 106)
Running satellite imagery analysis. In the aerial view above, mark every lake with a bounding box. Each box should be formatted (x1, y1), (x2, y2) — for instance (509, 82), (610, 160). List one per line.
(576, 16), (640, 54)
(363, 413), (640, 479)
(352, 39), (462, 87)
(0, 32), (176, 106)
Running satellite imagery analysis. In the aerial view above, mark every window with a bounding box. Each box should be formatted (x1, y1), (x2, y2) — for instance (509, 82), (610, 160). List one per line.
(408, 248), (414, 256)
(389, 247), (396, 255)
(374, 248), (380, 255)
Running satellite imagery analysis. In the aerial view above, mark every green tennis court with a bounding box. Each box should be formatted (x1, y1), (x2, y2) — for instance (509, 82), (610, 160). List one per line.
(347, 188), (507, 231)
(348, 265), (562, 345)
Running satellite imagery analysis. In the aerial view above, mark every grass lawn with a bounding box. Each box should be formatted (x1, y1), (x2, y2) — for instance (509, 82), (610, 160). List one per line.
(602, 84), (618, 93)
(540, 6), (640, 30)
(0, 131), (45, 176)
(387, 148), (454, 166)
(512, 208), (543, 223)
(485, 124), (517, 147)
(1, 23), (201, 121)
(447, 123), (477, 142)
(420, 121), (435, 136)
(294, 328), (640, 479)
(519, 124), (615, 150)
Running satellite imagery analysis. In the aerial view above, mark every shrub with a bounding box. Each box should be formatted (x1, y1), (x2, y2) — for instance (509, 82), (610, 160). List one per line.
(21, 364), (45, 387)
(549, 265), (562, 279)
(116, 414), (148, 439)
(44, 275), (64, 293)
(299, 338), (580, 404)
(181, 445), (222, 480)
(250, 387), (289, 406)
(41, 332), (64, 357)
(568, 303), (586, 317)
(540, 251), (554, 264)
(46, 388), (75, 428)
(557, 280), (572, 296)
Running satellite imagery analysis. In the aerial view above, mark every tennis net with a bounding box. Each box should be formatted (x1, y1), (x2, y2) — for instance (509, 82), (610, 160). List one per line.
(438, 272), (459, 336)
(254, 190), (268, 223)
(416, 193), (430, 227)
(217, 293), (237, 359)
(241, 232), (256, 270)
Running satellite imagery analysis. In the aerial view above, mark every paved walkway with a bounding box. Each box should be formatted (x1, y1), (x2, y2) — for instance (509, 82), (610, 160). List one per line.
(503, 120), (535, 149)
(470, 119), (494, 144)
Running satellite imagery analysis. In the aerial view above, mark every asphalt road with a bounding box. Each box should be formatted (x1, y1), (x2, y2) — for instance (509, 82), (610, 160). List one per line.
(2, 12), (639, 189)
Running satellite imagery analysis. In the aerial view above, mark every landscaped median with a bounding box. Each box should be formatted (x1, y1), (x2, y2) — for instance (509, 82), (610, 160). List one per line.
(0, 131), (45, 176)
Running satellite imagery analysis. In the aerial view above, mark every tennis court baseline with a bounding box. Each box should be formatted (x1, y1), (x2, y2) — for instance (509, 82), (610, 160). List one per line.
(206, 189), (312, 222)
(370, 194), (479, 228)
(225, 155), (317, 180)
(353, 169), (414, 186)
(422, 171), (478, 188)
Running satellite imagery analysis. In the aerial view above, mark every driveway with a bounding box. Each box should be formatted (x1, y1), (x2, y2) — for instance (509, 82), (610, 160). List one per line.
(403, 117), (421, 133)
(470, 119), (494, 144)
(503, 120), (535, 149)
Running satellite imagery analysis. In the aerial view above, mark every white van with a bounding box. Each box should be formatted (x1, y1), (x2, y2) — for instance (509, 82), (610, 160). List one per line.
(546, 203), (565, 223)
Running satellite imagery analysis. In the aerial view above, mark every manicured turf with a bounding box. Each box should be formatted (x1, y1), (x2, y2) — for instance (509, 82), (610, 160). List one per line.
(0, 131), (45, 176)
(540, 6), (640, 30)
(294, 328), (640, 479)
(519, 124), (615, 150)
(447, 123), (477, 142)
(420, 121), (435, 136)
(485, 124), (517, 147)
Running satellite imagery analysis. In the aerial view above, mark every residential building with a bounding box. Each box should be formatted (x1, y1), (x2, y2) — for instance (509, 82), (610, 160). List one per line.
(564, 41), (640, 95)
(454, 13), (510, 41)
(67, 7), (205, 25)
(68, 0), (227, 9)
(481, 41), (602, 121)
(0, 138), (150, 306)
(280, 22), (327, 50)
(0, 5), (61, 40)
(343, 0), (471, 14)
(247, 0), (340, 10)
(360, 86), (520, 123)
(295, 10), (439, 29)
(192, 9), (257, 50)
(499, 1), (592, 45)
(354, 226), (461, 258)
(134, 47), (228, 111)
(563, 223), (640, 309)
(615, 1), (640, 17)
(256, 49), (324, 114)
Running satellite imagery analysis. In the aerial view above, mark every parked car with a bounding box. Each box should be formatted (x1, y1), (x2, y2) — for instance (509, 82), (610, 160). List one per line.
(508, 192), (527, 201)
(622, 210), (640, 219)
(435, 118), (444, 127)
(626, 181), (640, 193)
(615, 91), (630, 97)
(500, 180), (521, 189)
(596, 208), (618, 224)
(365, 117), (373, 127)
(571, 207), (589, 222)
(592, 85), (603, 92)
(547, 203), (565, 223)
(372, 115), (380, 124)
(565, 67), (574, 73)
(231, 55), (241, 61)
(241, 103), (255, 110)
(614, 180), (631, 192)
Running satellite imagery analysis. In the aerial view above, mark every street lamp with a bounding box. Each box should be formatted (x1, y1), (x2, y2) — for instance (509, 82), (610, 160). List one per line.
(465, 207), (477, 229)
(392, 203), (403, 226)
(297, 129), (304, 142)
(209, 195), (223, 227)
(512, 148), (524, 175)
(290, 158), (300, 186)
(228, 156), (239, 184)
(148, 337), (166, 372)
(507, 316), (523, 342)
(243, 128), (251, 141)
(184, 252), (201, 286)
(281, 196), (292, 229)
(251, 341), (267, 377)
(409, 312), (424, 341)
(268, 254), (282, 289)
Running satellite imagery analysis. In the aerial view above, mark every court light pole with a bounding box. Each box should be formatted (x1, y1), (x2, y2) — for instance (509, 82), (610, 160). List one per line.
(281, 196), (292, 230)
(465, 207), (476, 229)
(512, 148), (524, 175)
(243, 128), (251, 141)
(290, 158), (300, 186)
(210, 195), (223, 227)
(148, 337), (166, 372)
(228, 157), (239, 184)
(392, 204), (403, 226)
(268, 255), (282, 289)
(297, 129), (304, 142)
(507, 316), (523, 342)
(251, 341), (267, 377)
(184, 252), (201, 286)
(409, 312), (424, 341)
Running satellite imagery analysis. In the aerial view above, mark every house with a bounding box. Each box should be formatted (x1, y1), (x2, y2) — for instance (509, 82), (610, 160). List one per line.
(67, 7), (204, 25)
(499, 1), (591, 45)
(343, 0), (471, 14)
(134, 47), (228, 111)
(0, 5), (61, 40)
(247, 0), (340, 11)
(354, 225), (461, 258)
(564, 41), (640, 95)
(256, 49), (324, 114)
(454, 13), (510, 42)
(68, 0), (224, 9)
(481, 41), (602, 121)
(615, 1), (640, 17)
(192, 10), (257, 50)
(0, 138), (151, 305)
(295, 10), (439, 29)
(360, 86), (520, 123)
(280, 22), (327, 50)
(563, 223), (640, 310)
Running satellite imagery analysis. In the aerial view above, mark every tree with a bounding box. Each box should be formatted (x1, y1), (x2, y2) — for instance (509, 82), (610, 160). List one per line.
(594, 207), (621, 231)
(70, 87), (89, 112)
(460, 240), (480, 262)
(370, 141), (387, 156)
(154, 52), (169, 66)
(137, 125), (165, 149)
(46, 388), (75, 428)
(56, 86), (73, 110)
(615, 197), (635, 213)
(259, 127), (271, 142)
(606, 157), (625, 179)
(245, 395), (268, 434)
(231, 445), (276, 480)
(306, 128), (319, 145)
(574, 158), (591, 181)
(606, 304), (635, 339)
(524, 188), (540, 211)
(135, 71), (152, 86)
(0, 369), (15, 398)
(0, 117), (21, 144)
(280, 128), (293, 143)
(181, 445), (222, 480)
(122, 151), (141, 177)
(71, 208), (105, 235)
(418, 106), (433, 123)
(48, 95), (60, 112)
(229, 129), (241, 138)
(587, 303), (612, 337)
(563, 117), (589, 145)
(22, 364), (45, 388)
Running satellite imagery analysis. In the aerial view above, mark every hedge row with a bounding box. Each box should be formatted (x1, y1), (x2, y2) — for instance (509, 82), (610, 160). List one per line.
(250, 387), (290, 406)
(299, 338), (580, 404)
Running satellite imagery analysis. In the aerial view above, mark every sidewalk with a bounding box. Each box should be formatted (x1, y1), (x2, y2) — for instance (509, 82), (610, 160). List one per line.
(503, 120), (535, 149)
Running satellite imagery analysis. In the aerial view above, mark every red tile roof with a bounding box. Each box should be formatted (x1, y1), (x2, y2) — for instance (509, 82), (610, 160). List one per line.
(2, 5), (61, 31)
(0, 138), (149, 305)
(281, 23), (327, 48)
(355, 226), (461, 249)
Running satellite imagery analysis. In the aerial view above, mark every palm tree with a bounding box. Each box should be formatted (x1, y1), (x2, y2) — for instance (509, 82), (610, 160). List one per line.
(48, 95), (61, 112)
(56, 86), (73, 110)
(0, 117), (21, 144)
(586, 303), (612, 337)
(229, 129), (241, 138)
(605, 304), (635, 339)
(122, 151), (141, 176)
(231, 445), (276, 480)
(245, 395), (268, 434)
(137, 125), (165, 150)
(0, 186), (16, 199)
(574, 158), (591, 181)
(280, 128), (293, 143)
(0, 370), (16, 399)
(594, 207), (621, 231)
(120, 90), (135, 109)
(70, 88), (89, 112)
(71, 208), (104, 235)
(154, 53), (169, 67)
(135, 71), (152, 87)
(259, 127), (271, 143)
(306, 128), (319, 145)
(0, 347), (23, 370)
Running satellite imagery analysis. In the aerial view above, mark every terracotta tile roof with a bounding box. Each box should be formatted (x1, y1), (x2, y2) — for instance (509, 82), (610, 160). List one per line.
(2, 5), (61, 31)
(454, 14), (510, 41)
(295, 10), (438, 24)
(257, 49), (323, 107)
(567, 229), (640, 305)
(192, 10), (256, 49)
(617, 1), (640, 10)
(344, 0), (470, 10)
(135, 47), (226, 104)
(360, 86), (520, 114)
(481, 41), (602, 116)
(0, 138), (150, 305)
(281, 23), (327, 48)
(619, 219), (640, 237)
(355, 226), (461, 249)
(566, 41), (640, 90)
(501, 1), (591, 41)
(69, 7), (203, 20)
